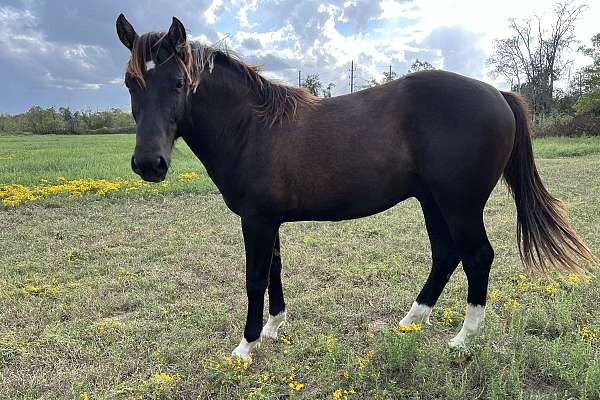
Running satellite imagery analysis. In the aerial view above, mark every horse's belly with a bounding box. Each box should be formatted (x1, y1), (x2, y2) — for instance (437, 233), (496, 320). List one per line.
(281, 171), (419, 222)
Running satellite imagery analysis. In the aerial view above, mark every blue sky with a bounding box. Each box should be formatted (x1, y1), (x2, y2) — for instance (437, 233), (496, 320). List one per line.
(0, 0), (598, 113)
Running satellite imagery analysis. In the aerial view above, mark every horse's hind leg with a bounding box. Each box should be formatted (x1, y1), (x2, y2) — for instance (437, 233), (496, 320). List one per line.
(443, 208), (493, 349)
(261, 233), (287, 340)
(400, 196), (461, 326)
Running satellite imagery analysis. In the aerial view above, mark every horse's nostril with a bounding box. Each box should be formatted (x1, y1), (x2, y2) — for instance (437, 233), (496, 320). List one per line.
(157, 156), (168, 171)
(131, 156), (140, 173)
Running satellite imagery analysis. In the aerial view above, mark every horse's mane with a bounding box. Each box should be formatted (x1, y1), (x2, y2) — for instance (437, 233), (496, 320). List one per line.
(126, 32), (319, 128)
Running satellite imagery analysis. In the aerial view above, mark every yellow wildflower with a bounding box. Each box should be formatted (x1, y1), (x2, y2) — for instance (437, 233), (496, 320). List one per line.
(325, 335), (335, 353)
(223, 356), (250, 371)
(177, 171), (199, 181)
(503, 299), (521, 310)
(394, 322), (422, 335)
(151, 372), (174, 384)
(579, 326), (597, 343)
(567, 274), (582, 287)
(280, 335), (292, 345)
(80, 392), (90, 400)
(489, 290), (503, 301)
(303, 235), (314, 246)
(356, 355), (367, 371)
(23, 284), (60, 297)
(442, 308), (454, 325)
(544, 282), (560, 295)
(288, 382), (304, 391)
(332, 388), (356, 400)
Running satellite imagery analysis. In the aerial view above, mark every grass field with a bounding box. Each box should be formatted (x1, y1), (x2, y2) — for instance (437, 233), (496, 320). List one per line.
(1, 134), (600, 399)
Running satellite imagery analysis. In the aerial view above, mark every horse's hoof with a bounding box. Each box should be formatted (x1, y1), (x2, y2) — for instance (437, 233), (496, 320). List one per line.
(260, 311), (286, 341)
(448, 337), (467, 350)
(231, 338), (260, 362)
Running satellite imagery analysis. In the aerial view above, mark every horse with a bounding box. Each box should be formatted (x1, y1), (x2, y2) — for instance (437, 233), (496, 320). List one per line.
(116, 15), (597, 361)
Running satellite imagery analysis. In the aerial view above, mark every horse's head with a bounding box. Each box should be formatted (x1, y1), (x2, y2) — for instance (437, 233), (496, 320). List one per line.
(116, 14), (192, 182)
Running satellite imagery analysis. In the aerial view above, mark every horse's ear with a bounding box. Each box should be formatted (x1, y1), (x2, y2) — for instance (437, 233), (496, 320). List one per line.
(116, 14), (138, 51)
(168, 17), (187, 54)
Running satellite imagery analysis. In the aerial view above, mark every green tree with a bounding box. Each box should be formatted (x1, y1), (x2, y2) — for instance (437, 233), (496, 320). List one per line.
(408, 59), (434, 73)
(382, 70), (398, 82)
(488, 1), (586, 119)
(322, 82), (336, 98)
(576, 33), (600, 114)
(362, 78), (380, 89)
(301, 73), (323, 97)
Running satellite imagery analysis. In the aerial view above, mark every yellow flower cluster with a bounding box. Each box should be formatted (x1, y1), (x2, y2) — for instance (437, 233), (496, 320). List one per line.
(394, 322), (422, 335)
(96, 320), (127, 335)
(333, 387), (357, 400)
(177, 171), (199, 181)
(288, 382), (305, 391)
(1, 172), (201, 207)
(219, 356), (250, 371)
(150, 372), (179, 385)
(279, 334), (292, 345)
(579, 326), (598, 343)
(325, 335), (336, 353)
(23, 284), (60, 297)
(489, 290), (504, 301)
(503, 299), (522, 310)
(544, 282), (560, 295)
(442, 308), (455, 325)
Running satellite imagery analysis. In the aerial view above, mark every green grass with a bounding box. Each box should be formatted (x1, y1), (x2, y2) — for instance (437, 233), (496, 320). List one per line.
(0, 134), (204, 187)
(533, 136), (600, 159)
(1, 134), (599, 399)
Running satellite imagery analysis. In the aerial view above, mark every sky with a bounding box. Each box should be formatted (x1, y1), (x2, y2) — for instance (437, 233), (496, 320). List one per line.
(0, 0), (598, 113)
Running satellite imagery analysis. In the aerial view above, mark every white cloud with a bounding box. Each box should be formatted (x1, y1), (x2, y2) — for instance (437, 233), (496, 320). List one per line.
(204, 0), (223, 24)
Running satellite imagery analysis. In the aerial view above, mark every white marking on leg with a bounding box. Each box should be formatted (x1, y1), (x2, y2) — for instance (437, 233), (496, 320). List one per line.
(145, 60), (156, 71)
(231, 337), (260, 362)
(449, 303), (485, 349)
(400, 302), (432, 326)
(261, 310), (286, 340)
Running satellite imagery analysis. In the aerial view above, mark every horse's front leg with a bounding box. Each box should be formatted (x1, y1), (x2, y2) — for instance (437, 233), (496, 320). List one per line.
(261, 233), (287, 340)
(232, 216), (279, 361)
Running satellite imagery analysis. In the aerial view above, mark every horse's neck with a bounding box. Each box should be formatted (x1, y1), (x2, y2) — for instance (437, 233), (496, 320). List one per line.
(182, 73), (261, 192)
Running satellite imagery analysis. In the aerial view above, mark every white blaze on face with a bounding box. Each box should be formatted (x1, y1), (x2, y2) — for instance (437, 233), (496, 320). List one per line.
(400, 302), (432, 326)
(145, 60), (156, 71)
(449, 303), (485, 349)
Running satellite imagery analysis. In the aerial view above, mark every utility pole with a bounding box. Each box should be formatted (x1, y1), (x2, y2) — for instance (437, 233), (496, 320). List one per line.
(389, 64), (392, 79)
(298, 70), (301, 87)
(350, 60), (354, 93)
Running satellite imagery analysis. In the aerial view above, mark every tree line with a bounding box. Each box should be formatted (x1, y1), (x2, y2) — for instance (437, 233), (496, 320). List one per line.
(3, 1), (598, 137)
(487, 0), (599, 135)
(0, 107), (135, 135)
(299, 59), (435, 98)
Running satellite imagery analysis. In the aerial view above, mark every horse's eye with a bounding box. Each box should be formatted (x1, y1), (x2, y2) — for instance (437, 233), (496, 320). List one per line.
(175, 79), (185, 89)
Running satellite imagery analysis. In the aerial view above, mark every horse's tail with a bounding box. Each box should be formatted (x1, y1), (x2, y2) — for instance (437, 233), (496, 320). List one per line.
(501, 91), (597, 273)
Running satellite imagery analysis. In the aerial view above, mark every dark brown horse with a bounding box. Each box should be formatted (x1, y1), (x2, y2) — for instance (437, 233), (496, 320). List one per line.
(116, 15), (597, 360)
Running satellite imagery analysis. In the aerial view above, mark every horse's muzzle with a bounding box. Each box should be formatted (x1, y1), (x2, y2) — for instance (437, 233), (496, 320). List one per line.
(131, 154), (169, 182)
